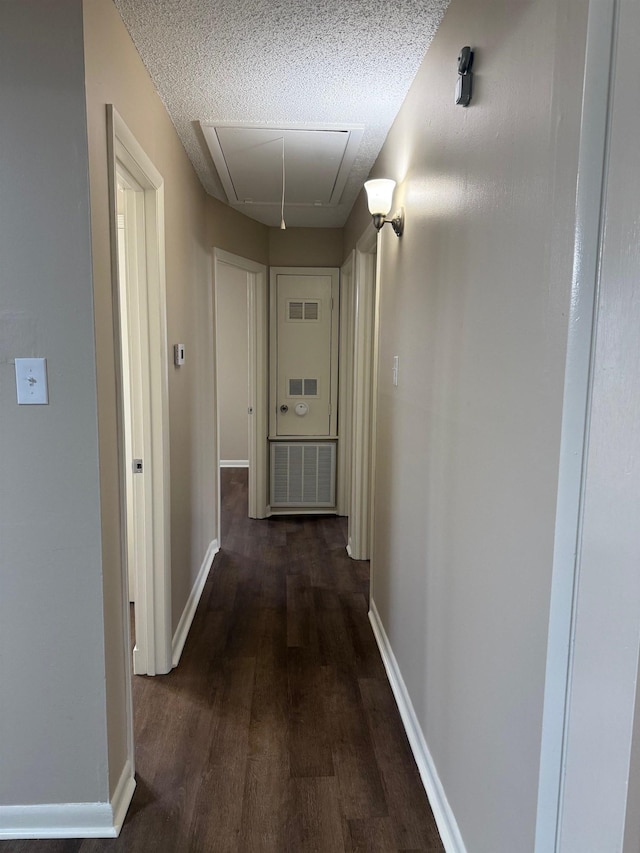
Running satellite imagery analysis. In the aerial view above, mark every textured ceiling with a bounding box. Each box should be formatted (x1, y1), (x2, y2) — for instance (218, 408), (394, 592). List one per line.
(113, 0), (450, 227)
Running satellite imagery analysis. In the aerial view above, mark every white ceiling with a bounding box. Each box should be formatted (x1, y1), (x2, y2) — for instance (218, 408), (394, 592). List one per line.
(113, 0), (450, 228)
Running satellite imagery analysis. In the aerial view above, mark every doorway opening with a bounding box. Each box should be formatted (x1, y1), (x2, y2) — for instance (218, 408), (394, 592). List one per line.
(108, 106), (171, 682)
(212, 249), (268, 534)
(337, 226), (378, 561)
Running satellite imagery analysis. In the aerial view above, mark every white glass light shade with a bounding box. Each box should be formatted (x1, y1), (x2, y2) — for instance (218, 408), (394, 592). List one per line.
(364, 179), (396, 216)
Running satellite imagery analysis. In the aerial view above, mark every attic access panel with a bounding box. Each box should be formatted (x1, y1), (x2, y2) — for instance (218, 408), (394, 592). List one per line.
(201, 123), (364, 209)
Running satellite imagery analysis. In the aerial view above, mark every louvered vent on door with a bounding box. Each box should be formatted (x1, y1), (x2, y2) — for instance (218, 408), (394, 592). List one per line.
(270, 442), (336, 507)
(288, 301), (304, 320)
(288, 378), (319, 397)
(304, 301), (319, 320)
(287, 300), (320, 322)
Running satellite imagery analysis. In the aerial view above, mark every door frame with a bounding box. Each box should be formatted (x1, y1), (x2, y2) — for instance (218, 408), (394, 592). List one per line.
(346, 226), (378, 560)
(107, 105), (172, 677)
(534, 0), (625, 847)
(337, 251), (355, 516)
(212, 249), (268, 522)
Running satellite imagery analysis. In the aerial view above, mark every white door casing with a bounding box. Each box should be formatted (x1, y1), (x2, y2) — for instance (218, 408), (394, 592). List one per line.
(107, 105), (172, 679)
(347, 228), (377, 561)
(337, 252), (355, 517)
(535, 0), (640, 849)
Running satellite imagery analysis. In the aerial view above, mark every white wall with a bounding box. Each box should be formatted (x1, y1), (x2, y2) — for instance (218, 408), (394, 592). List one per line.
(0, 0), (110, 808)
(216, 262), (249, 463)
(344, 0), (589, 850)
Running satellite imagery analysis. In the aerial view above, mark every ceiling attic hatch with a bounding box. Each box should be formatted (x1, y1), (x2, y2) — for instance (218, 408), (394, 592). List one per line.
(201, 122), (364, 227)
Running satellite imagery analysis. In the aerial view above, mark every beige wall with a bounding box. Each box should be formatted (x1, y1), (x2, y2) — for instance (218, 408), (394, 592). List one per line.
(216, 263), (249, 462)
(205, 205), (343, 269)
(268, 227), (343, 267)
(0, 0), (110, 806)
(343, 190), (370, 257)
(207, 196), (269, 266)
(343, 0), (589, 850)
(83, 0), (216, 793)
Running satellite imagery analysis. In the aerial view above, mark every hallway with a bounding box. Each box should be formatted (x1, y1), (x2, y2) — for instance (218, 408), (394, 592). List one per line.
(3, 469), (442, 853)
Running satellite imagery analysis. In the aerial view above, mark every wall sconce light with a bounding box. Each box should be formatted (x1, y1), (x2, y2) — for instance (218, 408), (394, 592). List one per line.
(364, 179), (404, 237)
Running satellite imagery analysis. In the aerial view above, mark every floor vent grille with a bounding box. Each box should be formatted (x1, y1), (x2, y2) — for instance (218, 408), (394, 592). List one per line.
(270, 442), (336, 507)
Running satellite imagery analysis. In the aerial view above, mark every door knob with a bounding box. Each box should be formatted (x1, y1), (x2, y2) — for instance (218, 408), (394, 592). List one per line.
(280, 404), (289, 413)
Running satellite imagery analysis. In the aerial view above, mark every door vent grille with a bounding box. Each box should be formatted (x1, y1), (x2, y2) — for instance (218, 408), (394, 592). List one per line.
(288, 301), (304, 320)
(303, 378), (318, 396)
(304, 301), (319, 320)
(289, 378), (303, 396)
(287, 300), (320, 322)
(288, 378), (319, 397)
(270, 442), (336, 507)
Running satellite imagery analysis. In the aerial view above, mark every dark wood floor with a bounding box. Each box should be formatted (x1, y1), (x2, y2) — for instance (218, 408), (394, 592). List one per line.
(2, 469), (443, 852)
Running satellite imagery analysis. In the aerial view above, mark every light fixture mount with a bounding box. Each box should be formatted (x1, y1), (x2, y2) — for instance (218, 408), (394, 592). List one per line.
(372, 209), (404, 237)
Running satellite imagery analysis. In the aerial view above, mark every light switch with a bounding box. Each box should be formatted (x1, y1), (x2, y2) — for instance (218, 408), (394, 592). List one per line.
(15, 358), (49, 405)
(392, 355), (399, 387)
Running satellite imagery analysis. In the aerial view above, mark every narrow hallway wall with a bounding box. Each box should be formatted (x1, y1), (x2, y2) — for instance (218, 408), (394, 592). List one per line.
(0, 0), (110, 812)
(207, 197), (269, 266)
(344, 0), (589, 850)
(84, 0), (216, 793)
(268, 228), (343, 267)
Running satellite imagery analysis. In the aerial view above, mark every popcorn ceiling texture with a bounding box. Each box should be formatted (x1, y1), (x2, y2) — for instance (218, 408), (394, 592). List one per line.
(113, 0), (450, 227)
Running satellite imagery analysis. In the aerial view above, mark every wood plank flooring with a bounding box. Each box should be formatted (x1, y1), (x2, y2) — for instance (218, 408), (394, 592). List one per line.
(2, 469), (443, 852)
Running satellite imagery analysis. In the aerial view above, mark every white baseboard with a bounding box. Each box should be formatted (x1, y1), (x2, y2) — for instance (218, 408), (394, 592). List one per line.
(0, 761), (135, 840)
(369, 600), (467, 853)
(172, 539), (219, 667)
(219, 459), (249, 468)
(110, 759), (136, 836)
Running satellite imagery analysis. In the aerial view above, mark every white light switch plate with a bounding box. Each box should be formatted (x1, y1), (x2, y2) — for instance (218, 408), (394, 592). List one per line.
(15, 358), (49, 404)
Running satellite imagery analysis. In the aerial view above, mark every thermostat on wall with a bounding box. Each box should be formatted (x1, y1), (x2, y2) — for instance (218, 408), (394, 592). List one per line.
(174, 344), (185, 366)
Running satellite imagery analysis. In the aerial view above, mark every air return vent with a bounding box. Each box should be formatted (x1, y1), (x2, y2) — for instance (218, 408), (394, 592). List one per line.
(288, 301), (304, 320)
(287, 300), (320, 322)
(270, 442), (336, 508)
(288, 378), (319, 397)
(304, 301), (319, 321)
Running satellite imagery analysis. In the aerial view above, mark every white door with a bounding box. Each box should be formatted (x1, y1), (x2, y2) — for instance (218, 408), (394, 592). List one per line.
(116, 165), (154, 674)
(109, 105), (172, 677)
(115, 177), (146, 606)
(270, 267), (339, 438)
